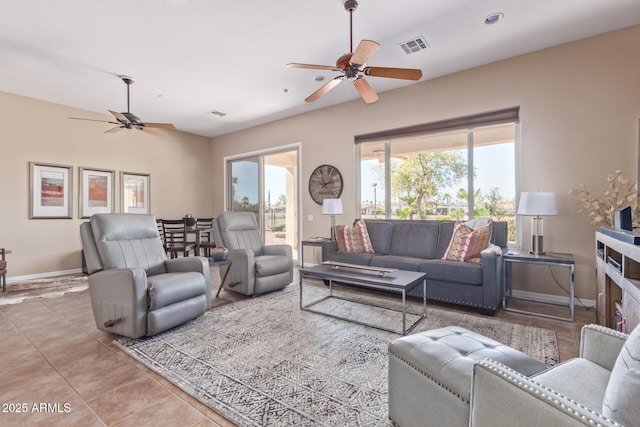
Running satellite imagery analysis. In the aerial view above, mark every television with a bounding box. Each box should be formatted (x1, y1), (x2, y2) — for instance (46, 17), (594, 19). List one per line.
(614, 205), (633, 231)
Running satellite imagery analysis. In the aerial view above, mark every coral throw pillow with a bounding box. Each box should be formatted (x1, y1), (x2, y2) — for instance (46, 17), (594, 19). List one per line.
(335, 219), (374, 253)
(442, 220), (493, 263)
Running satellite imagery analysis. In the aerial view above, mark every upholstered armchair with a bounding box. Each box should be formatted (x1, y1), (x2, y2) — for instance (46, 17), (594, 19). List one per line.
(212, 212), (292, 296)
(470, 324), (640, 427)
(80, 213), (211, 338)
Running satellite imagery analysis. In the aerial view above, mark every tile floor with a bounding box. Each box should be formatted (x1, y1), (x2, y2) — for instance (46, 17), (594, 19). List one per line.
(0, 266), (595, 426)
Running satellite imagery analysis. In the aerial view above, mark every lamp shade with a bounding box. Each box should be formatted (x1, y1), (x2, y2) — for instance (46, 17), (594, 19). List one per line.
(517, 192), (558, 216)
(322, 198), (343, 215)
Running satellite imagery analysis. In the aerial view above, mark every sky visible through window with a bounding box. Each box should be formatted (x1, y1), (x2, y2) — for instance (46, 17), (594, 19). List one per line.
(236, 143), (514, 208)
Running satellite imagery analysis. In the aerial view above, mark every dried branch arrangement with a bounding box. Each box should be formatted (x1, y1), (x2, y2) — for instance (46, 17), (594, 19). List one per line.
(569, 170), (639, 227)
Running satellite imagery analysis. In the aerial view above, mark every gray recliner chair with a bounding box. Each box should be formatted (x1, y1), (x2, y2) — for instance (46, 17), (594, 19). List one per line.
(80, 213), (211, 338)
(212, 211), (293, 296)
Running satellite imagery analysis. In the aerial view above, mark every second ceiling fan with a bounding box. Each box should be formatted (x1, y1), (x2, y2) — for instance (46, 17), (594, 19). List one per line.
(287, 0), (423, 104)
(69, 76), (176, 137)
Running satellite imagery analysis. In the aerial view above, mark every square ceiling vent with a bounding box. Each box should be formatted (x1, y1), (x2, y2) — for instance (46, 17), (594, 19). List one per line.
(399, 36), (429, 55)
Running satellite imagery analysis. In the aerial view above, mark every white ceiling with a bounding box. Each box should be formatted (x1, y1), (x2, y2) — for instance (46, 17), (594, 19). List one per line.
(2, 0), (640, 138)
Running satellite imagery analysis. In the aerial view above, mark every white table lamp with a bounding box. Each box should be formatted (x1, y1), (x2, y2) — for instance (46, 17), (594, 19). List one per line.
(322, 198), (343, 240)
(517, 192), (557, 255)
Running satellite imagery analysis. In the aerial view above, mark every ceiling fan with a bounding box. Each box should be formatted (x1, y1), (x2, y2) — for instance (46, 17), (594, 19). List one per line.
(287, 0), (423, 104)
(69, 76), (176, 137)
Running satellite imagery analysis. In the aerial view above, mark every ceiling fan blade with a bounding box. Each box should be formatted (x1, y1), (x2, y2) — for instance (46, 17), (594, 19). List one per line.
(305, 76), (344, 102)
(108, 110), (130, 123)
(287, 63), (337, 71)
(364, 66), (423, 81)
(353, 77), (379, 104)
(141, 122), (176, 130)
(350, 40), (380, 66)
(69, 117), (119, 125)
(140, 127), (167, 137)
(105, 126), (123, 134)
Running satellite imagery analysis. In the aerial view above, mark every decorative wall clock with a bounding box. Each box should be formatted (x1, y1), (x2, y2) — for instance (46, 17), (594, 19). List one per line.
(309, 164), (343, 205)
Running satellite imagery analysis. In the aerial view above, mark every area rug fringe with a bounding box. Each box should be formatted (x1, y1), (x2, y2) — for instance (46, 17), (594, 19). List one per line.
(116, 284), (558, 426)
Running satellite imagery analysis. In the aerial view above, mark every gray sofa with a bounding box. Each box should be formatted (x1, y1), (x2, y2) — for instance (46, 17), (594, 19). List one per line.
(321, 219), (507, 314)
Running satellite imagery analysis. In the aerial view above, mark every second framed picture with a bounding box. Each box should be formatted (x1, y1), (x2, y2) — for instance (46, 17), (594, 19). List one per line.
(79, 167), (115, 218)
(121, 171), (150, 214)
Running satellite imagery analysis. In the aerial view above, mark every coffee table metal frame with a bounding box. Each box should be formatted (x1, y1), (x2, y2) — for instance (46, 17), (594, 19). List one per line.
(299, 263), (427, 335)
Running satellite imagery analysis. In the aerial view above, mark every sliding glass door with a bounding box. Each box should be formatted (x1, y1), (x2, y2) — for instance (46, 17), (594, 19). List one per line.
(227, 147), (299, 259)
(228, 157), (261, 223)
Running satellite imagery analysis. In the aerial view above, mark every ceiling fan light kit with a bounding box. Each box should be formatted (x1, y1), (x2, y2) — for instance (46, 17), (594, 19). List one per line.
(287, 0), (422, 104)
(69, 76), (176, 137)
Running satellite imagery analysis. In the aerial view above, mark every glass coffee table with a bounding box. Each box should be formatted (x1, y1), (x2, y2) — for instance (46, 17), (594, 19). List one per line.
(299, 261), (427, 335)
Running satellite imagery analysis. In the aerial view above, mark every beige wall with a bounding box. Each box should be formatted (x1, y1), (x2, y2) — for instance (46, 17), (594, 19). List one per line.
(0, 92), (213, 277)
(3, 25), (639, 300)
(210, 25), (640, 301)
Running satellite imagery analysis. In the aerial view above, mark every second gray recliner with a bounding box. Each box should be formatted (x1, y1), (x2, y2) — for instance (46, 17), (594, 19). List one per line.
(213, 211), (293, 296)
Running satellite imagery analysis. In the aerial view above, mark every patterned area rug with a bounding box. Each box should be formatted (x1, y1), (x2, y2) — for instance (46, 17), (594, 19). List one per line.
(0, 274), (88, 305)
(116, 285), (559, 426)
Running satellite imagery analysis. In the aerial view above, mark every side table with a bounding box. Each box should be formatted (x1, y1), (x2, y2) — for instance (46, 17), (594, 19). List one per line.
(212, 259), (236, 298)
(503, 251), (575, 322)
(301, 238), (331, 268)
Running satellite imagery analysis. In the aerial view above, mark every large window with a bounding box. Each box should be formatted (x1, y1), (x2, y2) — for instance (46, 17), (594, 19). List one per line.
(357, 109), (517, 242)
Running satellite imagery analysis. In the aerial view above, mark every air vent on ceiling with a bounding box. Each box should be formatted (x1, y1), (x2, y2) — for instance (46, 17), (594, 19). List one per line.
(208, 110), (227, 117)
(399, 36), (429, 55)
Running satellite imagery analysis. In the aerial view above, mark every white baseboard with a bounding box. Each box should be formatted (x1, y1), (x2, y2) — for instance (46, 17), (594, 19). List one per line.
(511, 289), (595, 308)
(7, 268), (84, 283)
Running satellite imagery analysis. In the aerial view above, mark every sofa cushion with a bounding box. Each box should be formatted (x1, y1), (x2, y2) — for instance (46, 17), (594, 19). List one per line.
(602, 324), (640, 425)
(420, 259), (483, 285)
(435, 221), (457, 258)
(335, 219), (374, 253)
(442, 220), (493, 263)
(370, 255), (422, 271)
(364, 220), (394, 254)
(326, 251), (374, 266)
(389, 222), (439, 259)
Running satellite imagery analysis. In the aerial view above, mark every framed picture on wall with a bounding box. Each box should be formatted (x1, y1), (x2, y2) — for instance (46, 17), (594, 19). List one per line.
(79, 167), (115, 218)
(29, 161), (73, 219)
(120, 171), (150, 214)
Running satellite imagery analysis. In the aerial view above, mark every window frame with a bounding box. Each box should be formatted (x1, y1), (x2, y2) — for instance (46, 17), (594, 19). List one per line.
(355, 108), (520, 245)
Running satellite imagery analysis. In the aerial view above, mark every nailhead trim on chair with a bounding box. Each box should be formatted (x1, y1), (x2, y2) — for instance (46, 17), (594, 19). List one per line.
(477, 360), (621, 426)
(389, 351), (469, 405)
(584, 323), (629, 339)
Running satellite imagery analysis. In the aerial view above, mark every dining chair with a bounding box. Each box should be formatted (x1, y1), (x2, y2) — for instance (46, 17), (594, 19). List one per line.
(162, 219), (196, 258)
(195, 217), (216, 257)
(156, 218), (169, 256)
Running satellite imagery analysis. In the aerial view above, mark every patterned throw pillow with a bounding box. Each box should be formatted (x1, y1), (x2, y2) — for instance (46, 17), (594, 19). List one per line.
(442, 220), (493, 263)
(335, 219), (374, 253)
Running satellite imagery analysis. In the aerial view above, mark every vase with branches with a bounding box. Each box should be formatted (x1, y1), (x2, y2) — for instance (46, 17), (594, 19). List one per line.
(569, 170), (639, 227)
